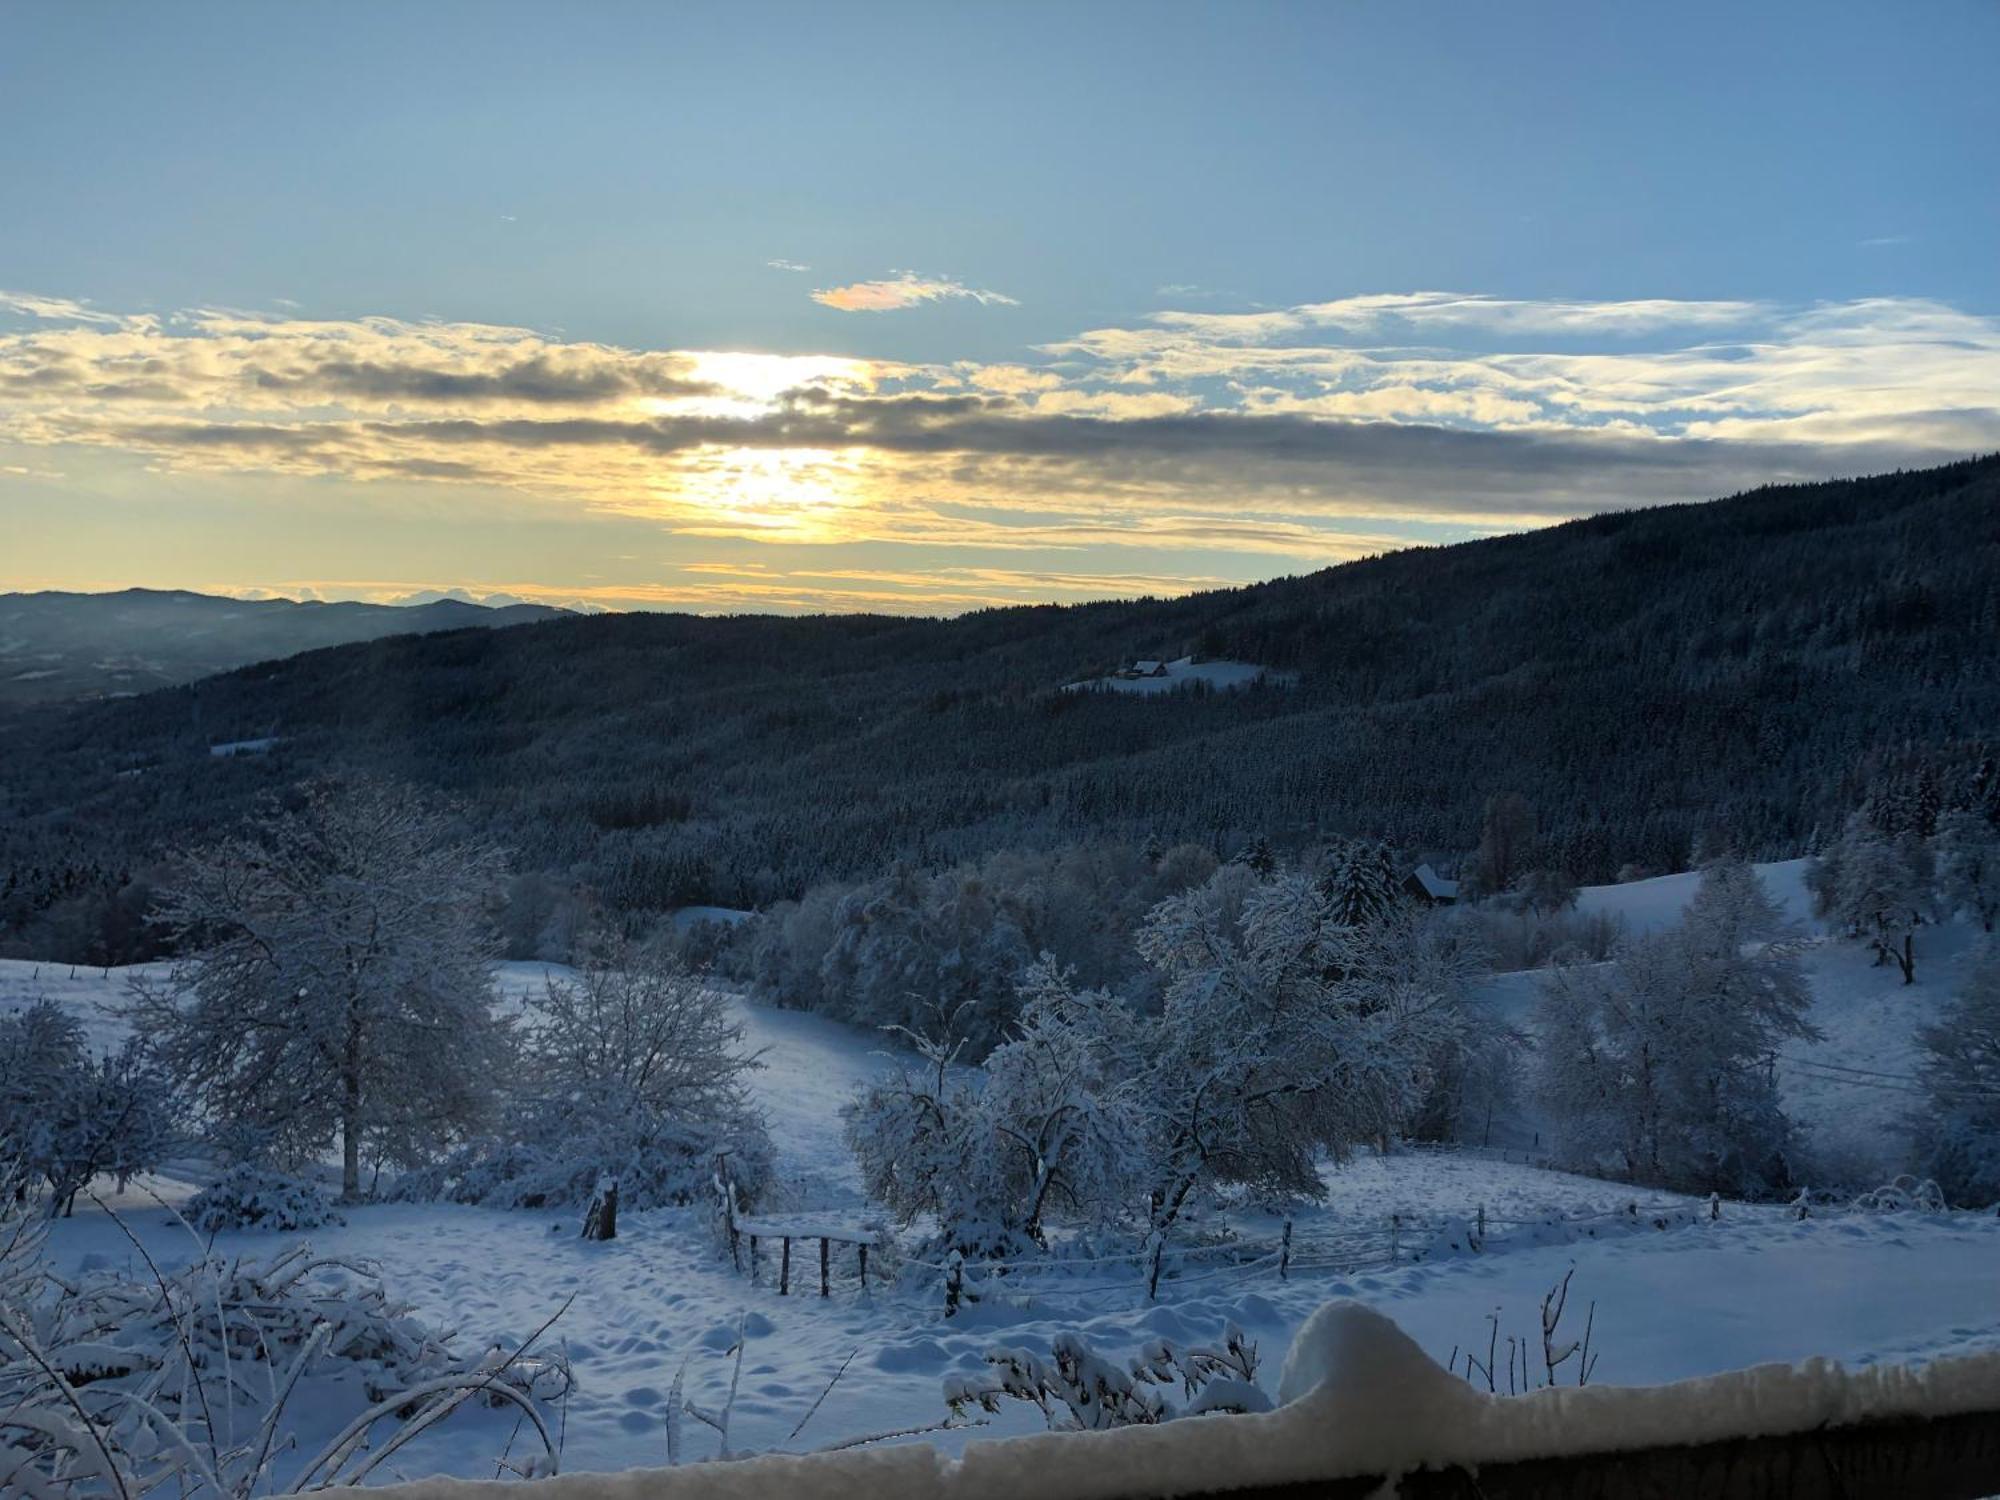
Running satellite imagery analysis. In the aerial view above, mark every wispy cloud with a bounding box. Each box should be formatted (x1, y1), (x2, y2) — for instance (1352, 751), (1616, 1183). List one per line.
(811, 271), (1018, 312)
(766, 258), (811, 272)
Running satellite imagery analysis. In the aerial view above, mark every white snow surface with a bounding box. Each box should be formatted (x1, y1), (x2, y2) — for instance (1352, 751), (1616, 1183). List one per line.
(367, 1296), (2000, 1498)
(1063, 657), (1292, 696)
(18, 854), (2000, 1486)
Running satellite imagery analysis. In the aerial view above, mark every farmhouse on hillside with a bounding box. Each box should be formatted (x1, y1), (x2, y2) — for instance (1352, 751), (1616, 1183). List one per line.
(1402, 863), (1460, 906)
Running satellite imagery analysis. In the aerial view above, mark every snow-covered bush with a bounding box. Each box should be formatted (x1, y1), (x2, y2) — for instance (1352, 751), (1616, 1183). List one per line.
(1535, 862), (1817, 1195)
(1848, 1175), (1948, 1214)
(186, 1163), (343, 1231)
(0, 1194), (573, 1494)
(1914, 946), (2000, 1205)
(400, 942), (774, 1213)
(746, 840), (1222, 1056)
(0, 997), (177, 1215)
(847, 970), (1146, 1258)
(945, 1324), (1268, 1430)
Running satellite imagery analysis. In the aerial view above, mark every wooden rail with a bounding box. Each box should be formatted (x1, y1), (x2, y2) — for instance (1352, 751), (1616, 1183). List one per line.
(1174, 1406), (2000, 1499)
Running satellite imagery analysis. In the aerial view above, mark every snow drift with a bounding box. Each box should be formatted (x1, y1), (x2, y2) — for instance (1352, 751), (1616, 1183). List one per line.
(370, 1300), (2000, 1499)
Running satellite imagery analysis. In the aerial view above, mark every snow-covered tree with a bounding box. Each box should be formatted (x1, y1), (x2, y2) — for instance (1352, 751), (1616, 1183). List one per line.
(1810, 810), (1934, 983)
(131, 780), (510, 1199)
(846, 967), (1144, 1256)
(1935, 809), (2000, 933)
(1469, 792), (1537, 897)
(1534, 867), (1817, 1194)
(1132, 868), (1482, 1238)
(1686, 854), (1788, 950)
(401, 940), (773, 1212)
(845, 1006), (1023, 1257)
(1317, 838), (1402, 930)
(1914, 946), (2000, 1204)
(0, 999), (176, 1214)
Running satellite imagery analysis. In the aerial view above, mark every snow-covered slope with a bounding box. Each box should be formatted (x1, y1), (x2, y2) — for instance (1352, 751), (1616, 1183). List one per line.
(1064, 656), (1292, 696)
(1573, 857), (1816, 937)
(1473, 857), (1978, 1180)
(20, 932), (2000, 1485)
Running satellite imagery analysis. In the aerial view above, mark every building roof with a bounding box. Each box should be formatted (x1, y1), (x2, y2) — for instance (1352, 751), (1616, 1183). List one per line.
(1410, 863), (1460, 900)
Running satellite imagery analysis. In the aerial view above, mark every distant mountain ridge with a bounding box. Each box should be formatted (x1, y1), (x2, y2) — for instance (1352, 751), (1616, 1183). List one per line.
(0, 587), (571, 706)
(2, 455), (1996, 961)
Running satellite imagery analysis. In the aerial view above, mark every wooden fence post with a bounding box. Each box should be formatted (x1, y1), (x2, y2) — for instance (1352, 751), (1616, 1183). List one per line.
(749, 1234), (759, 1282)
(1147, 1237), (1165, 1300)
(858, 1243), (869, 1292)
(820, 1237), (830, 1297)
(1280, 1216), (1293, 1280)
(581, 1175), (618, 1241)
(945, 1251), (964, 1318)
(780, 1237), (791, 1296)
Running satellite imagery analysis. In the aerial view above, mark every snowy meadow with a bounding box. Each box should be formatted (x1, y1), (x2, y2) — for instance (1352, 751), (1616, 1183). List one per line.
(5, 774), (1999, 1491)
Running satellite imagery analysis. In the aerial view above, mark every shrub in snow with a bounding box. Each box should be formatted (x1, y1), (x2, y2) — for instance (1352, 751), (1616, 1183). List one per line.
(0, 1193), (573, 1494)
(1535, 860), (1817, 1195)
(131, 779), (511, 1199)
(0, 997), (177, 1215)
(946, 1324), (1268, 1430)
(1914, 946), (2000, 1205)
(186, 1162), (343, 1231)
(400, 941), (774, 1212)
(848, 972), (1145, 1259)
(1848, 1175), (1948, 1214)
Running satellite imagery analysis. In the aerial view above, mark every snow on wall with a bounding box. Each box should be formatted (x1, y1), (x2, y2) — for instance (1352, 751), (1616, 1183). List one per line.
(371, 1301), (2000, 1500)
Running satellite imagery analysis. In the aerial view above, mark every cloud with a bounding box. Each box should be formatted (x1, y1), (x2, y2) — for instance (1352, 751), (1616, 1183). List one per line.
(766, 258), (812, 272)
(5, 288), (1997, 591)
(811, 271), (1019, 312)
(0, 289), (132, 326)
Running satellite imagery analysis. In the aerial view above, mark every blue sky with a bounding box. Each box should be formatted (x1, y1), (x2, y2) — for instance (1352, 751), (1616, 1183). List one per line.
(4, 0), (1998, 612)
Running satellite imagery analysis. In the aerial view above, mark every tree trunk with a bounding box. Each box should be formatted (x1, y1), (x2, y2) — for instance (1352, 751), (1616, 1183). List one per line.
(582, 1176), (619, 1240)
(341, 1006), (365, 1200)
(341, 1077), (362, 1200)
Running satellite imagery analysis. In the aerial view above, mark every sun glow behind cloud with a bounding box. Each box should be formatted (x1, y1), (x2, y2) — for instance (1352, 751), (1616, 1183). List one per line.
(5, 288), (2000, 612)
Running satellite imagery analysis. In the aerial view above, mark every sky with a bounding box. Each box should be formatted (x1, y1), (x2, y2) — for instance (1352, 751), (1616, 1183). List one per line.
(3, 0), (1998, 615)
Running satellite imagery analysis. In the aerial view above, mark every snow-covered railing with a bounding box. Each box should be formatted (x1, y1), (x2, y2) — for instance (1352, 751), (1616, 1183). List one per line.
(370, 1302), (2000, 1500)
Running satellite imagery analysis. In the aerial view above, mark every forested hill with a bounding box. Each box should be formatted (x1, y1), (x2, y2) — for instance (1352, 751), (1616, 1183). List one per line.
(4, 456), (1997, 950)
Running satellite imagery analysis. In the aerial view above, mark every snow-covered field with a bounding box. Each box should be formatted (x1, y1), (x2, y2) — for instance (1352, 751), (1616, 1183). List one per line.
(14, 857), (2000, 1485)
(1063, 657), (1292, 696)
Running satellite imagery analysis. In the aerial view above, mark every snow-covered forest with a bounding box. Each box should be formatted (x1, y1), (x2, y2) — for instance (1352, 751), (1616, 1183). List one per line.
(4, 736), (1999, 1491)
(4, 457), (1997, 968)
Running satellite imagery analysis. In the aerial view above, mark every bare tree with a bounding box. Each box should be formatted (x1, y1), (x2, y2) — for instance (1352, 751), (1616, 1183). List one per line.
(131, 780), (509, 1199)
